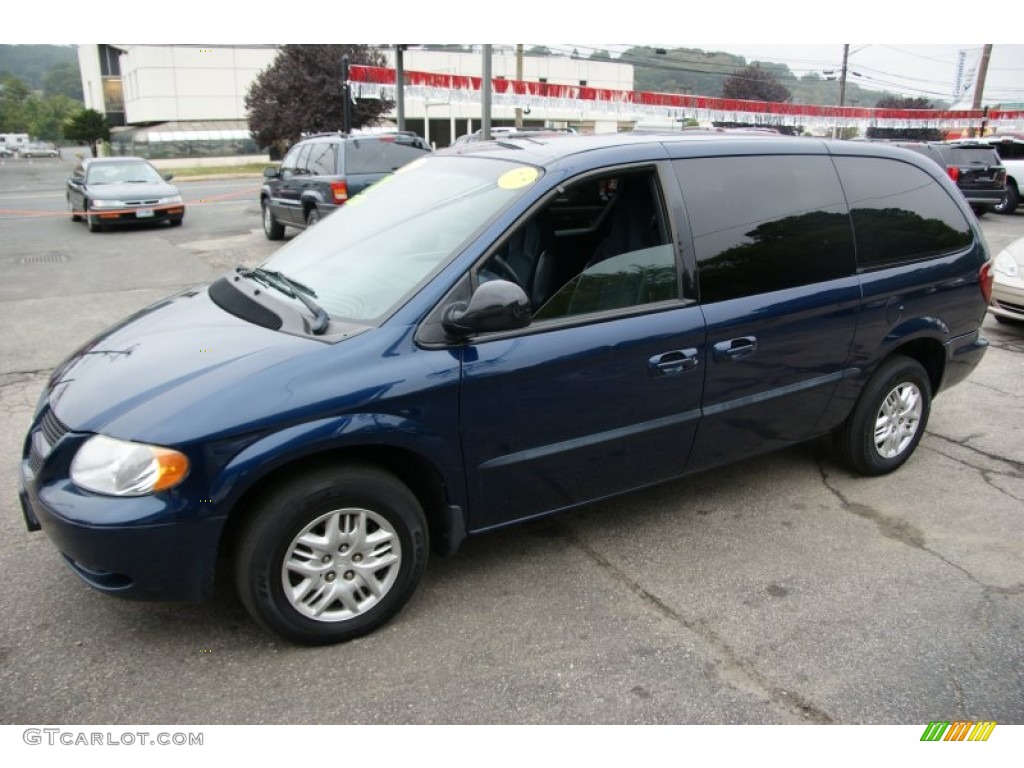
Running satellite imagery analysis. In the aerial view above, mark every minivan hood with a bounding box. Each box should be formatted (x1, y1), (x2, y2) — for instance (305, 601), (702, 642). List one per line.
(46, 286), (325, 442)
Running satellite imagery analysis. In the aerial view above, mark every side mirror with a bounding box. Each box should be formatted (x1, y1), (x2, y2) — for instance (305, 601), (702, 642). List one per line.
(71, 173), (84, 184)
(162, 172), (174, 181)
(263, 166), (281, 179)
(443, 280), (531, 337)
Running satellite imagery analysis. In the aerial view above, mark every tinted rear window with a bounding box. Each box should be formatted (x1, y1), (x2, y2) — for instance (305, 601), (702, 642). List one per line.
(344, 140), (429, 174)
(948, 147), (1000, 165)
(833, 156), (972, 268)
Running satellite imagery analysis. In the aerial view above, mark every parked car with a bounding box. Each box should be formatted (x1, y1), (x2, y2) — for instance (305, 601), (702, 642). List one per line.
(260, 131), (431, 240)
(893, 141), (1006, 215)
(989, 236), (1024, 325)
(66, 156), (185, 232)
(18, 142), (59, 158)
(950, 134), (1024, 215)
(0, 145), (14, 158)
(21, 132), (991, 645)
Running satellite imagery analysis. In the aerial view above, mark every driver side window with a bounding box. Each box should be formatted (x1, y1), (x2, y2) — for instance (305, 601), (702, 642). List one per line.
(479, 168), (678, 321)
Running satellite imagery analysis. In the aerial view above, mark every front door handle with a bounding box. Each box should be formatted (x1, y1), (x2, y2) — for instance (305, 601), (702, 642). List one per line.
(648, 348), (698, 377)
(713, 336), (757, 360)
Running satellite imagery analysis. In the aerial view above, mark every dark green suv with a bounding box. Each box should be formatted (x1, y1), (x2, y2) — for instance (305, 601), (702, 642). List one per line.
(260, 131), (431, 240)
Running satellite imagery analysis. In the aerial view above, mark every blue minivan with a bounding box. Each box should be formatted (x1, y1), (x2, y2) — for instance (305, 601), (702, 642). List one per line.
(20, 132), (992, 645)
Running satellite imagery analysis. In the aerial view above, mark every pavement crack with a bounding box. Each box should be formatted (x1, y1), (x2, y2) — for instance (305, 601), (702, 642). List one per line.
(817, 459), (1014, 590)
(546, 521), (834, 724)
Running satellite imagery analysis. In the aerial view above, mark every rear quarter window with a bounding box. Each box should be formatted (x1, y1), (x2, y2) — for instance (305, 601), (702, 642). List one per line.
(674, 154), (856, 303)
(833, 156), (973, 269)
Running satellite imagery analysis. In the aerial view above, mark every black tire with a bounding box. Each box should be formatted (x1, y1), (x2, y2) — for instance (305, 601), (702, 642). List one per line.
(168, 218), (183, 227)
(971, 205), (987, 218)
(994, 184), (1019, 215)
(262, 198), (285, 240)
(85, 201), (102, 232)
(836, 355), (931, 476)
(993, 314), (1024, 326)
(234, 465), (428, 646)
(305, 207), (321, 227)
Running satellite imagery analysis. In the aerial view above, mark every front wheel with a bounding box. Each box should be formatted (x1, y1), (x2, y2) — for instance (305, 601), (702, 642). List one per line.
(262, 199), (285, 240)
(234, 465), (428, 645)
(835, 355), (931, 476)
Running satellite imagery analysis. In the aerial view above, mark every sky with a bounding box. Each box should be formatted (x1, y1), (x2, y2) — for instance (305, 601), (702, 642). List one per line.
(9, 2), (1024, 107)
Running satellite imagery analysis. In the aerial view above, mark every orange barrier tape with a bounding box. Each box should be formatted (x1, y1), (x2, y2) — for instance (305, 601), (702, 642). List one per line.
(0, 185), (260, 218)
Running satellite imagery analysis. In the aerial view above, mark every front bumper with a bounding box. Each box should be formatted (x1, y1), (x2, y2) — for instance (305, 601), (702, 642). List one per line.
(20, 413), (222, 602)
(990, 276), (1024, 322)
(90, 204), (185, 226)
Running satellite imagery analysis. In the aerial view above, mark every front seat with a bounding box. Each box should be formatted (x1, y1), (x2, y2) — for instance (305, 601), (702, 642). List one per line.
(587, 176), (660, 268)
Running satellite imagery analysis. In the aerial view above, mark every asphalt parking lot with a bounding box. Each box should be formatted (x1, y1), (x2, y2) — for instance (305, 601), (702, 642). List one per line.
(0, 157), (1021, 726)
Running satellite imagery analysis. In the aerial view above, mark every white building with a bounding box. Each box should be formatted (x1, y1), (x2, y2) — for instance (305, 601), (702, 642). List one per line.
(380, 48), (636, 146)
(77, 45), (637, 157)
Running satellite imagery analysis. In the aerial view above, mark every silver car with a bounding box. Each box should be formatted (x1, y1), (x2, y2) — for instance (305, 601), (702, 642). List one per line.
(990, 236), (1024, 325)
(18, 143), (60, 158)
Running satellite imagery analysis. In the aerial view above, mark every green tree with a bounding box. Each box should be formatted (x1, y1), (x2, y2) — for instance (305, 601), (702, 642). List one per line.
(43, 62), (83, 101)
(866, 97), (945, 141)
(526, 46), (552, 57)
(245, 45), (393, 151)
(589, 49), (612, 61)
(722, 64), (791, 102)
(1, 76), (33, 131)
(64, 109), (110, 156)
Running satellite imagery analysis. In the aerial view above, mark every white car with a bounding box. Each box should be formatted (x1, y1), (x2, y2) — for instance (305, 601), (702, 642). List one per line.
(990, 236), (1024, 325)
(18, 143), (59, 158)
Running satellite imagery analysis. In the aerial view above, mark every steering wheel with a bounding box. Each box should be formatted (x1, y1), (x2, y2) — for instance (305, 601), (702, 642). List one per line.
(489, 255), (523, 286)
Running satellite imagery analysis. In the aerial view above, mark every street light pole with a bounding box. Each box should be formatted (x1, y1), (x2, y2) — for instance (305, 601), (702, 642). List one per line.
(481, 44), (492, 141)
(341, 54), (352, 134)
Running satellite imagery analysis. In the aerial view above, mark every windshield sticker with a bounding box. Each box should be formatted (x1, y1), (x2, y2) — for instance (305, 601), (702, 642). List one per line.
(498, 167), (539, 190)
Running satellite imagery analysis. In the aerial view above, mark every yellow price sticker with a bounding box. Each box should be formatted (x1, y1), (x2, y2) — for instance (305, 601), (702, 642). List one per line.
(498, 167), (539, 190)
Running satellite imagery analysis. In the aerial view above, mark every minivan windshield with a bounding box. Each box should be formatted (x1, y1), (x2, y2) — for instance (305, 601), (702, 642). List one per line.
(260, 155), (542, 323)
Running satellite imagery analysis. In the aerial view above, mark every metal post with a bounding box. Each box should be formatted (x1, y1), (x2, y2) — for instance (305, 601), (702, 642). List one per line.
(395, 45), (406, 132)
(515, 43), (523, 129)
(970, 44), (993, 137)
(342, 54), (352, 133)
(481, 45), (492, 141)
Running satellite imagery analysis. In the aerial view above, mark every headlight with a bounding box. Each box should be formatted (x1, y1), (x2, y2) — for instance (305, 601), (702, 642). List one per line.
(158, 194), (183, 205)
(89, 199), (123, 209)
(71, 435), (189, 496)
(993, 251), (1018, 279)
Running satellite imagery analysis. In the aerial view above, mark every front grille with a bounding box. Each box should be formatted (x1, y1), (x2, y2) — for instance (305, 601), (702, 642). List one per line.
(995, 299), (1024, 315)
(27, 407), (70, 475)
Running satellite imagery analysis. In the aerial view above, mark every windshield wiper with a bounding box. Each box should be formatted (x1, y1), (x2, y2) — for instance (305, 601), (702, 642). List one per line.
(236, 267), (330, 335)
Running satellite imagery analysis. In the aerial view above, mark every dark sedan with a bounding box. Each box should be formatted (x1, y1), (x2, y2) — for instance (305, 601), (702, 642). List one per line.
(66, 157), (185, 232)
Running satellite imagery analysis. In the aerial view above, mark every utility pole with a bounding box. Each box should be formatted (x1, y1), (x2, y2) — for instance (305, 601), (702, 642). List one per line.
(482, 44), (492, 140)
(341, 54), (352, 133)
(395, 45), (406, 132)
(832, 44), (849, 140)
(514, 44), (524, 129)
(970, 44), (993, 137)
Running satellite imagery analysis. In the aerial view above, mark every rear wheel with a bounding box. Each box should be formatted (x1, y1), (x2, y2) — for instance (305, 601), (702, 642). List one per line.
(995, 184), (1019, 215)
(305, 207), (321, 227)
(234, 465), (428, 645)
(836, 355), (931, 476)
(262, 199), (285, 240)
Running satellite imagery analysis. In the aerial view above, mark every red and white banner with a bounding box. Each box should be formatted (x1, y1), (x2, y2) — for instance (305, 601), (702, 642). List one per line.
(350, 65), (1024, 132)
